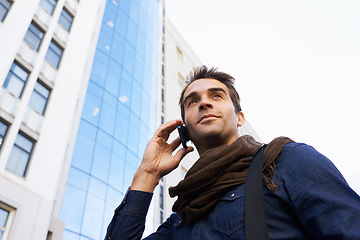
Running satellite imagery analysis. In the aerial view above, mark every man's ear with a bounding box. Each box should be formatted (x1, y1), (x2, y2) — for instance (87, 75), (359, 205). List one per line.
(237, 111), (245, 127)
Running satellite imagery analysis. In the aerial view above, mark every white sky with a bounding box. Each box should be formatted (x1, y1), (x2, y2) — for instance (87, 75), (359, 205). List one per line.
(165, 0), (360, 193)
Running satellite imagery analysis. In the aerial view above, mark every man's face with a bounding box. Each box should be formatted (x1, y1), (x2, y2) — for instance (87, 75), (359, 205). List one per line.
(182, 78), (244, 148)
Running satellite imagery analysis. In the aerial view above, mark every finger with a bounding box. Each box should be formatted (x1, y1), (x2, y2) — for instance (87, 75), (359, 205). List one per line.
(154, 119), (183, 140)
(173, 146), (194, 164)
(169, 136), (182, 151)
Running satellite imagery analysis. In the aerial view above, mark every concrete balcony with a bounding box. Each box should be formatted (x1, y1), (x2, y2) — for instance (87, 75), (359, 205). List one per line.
(40, 61), (57, 85)
(54, 24), (69, 46)
(66, 0), (79, 13)
(34, 7), (52, 29)
(22, 107), (44, 134)
(0, 88), (20, 118)
(17, 42), (37, 68)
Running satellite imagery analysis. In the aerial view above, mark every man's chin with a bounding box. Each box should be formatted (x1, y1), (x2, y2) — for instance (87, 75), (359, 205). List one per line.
(191, 130), (223, 143)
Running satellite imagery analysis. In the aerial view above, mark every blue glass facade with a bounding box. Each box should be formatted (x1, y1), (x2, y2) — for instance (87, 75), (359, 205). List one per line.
(59, 0), (159, 239)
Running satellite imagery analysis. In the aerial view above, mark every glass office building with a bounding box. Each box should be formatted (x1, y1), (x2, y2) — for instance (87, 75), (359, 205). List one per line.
(59, 0), (159, 239)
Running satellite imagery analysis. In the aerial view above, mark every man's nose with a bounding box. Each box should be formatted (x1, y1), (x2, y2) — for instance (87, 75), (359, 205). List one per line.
(199, 99), (213, 110)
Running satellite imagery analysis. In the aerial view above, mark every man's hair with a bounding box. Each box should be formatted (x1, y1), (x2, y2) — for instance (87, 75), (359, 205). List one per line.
(179, 65), (242, 122)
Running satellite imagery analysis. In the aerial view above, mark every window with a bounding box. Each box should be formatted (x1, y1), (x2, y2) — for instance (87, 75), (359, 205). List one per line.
(176, 47), (183, 63)
(0, 0), (11, 22)
(58, 8), (73, 32)
(6, 132), (34, 177)
(24, 22), (44, 51)
(0, 120), (8, 149)
(159, 209), (164, 224)
(181, 166), (187, 179)
(159, 185), (164, 224)
(46, 231), (53, 240)
(159, 185), (164, 209)
(39, 0), (56, 15)
(0, 203), (14, 240)
(45, 40), (63, 68)
(178, 73), (184, 88)
(2, 62), (29, 98)
(161, 88), (164, 102)
(28, 81), (50, 115)
(0, 208), (9, 239)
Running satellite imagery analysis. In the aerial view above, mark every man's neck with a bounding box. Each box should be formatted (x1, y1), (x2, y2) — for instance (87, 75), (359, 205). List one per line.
(195, 134), (240, 156)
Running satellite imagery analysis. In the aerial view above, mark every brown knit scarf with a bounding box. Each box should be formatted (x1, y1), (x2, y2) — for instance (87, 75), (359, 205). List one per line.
(168, 135), (294, 225)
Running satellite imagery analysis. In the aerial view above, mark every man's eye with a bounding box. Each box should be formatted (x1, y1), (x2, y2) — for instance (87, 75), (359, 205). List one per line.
(213, 94), (222, 99)
(188, 99), (197, 106)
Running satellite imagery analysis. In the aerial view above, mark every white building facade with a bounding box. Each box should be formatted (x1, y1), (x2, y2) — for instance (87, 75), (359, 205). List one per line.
(0, 0), (106, 239)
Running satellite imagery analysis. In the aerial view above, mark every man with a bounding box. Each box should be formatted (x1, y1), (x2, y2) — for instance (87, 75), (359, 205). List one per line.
(105, 66), (360, 239)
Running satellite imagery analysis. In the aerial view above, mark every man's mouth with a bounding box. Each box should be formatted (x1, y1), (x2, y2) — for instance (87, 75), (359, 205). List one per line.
(198, 114), (219, 123)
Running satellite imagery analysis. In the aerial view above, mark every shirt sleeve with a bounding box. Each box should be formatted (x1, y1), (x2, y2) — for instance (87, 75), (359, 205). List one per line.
(104, 189), (153, 240)
(280, 143), (360, 239)
(104, 189), (176, 240)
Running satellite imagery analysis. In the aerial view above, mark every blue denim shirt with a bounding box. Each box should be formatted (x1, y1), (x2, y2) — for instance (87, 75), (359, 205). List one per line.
(105, 143), (360, 240)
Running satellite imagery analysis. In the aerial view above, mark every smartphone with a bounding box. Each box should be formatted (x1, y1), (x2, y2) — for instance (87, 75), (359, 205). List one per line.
(177, 125), (190, 148)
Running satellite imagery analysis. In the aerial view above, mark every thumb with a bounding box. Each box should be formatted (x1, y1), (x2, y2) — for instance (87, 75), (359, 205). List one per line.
(173, 146), (194, 165)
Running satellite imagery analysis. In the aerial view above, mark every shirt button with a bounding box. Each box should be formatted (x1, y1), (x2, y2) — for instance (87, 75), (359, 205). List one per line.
(229, 193), (235, 198)
(178, 219), (182, 225)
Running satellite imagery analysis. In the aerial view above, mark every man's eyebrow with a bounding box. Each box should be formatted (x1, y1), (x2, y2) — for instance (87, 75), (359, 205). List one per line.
(183, 87), (228, 105)
(208, 87), (228, 95)
(183, 91), (198, 105)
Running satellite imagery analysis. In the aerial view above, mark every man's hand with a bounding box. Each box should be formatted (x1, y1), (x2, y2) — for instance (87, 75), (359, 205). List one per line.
(130, 120), (194, 192)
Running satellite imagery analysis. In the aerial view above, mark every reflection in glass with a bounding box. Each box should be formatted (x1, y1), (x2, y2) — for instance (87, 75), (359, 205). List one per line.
(6, 133), (34, 176)
(99, 103), (116, 135)
(3, 62), (29, 98)
(106, 187), (123, 206)
(78, 119), (97, 140)
(71, 134), (95, 173)
(108, 153), (125, 191)
(105, 68), (120, 97)
(88, 177), (107, 199)
(60, 185), (86, 233)
(90, 59), (107, 85)
(39, 0), (56, 15)
(24, 22), (44, 51)
(67, 167), (89, 190)
(91, 144), (111, 182)
(82, 93), (101, 125)
(45, 41), (63, 68)
(0, 120), (8, 149)
(62, 230), (79, 240)
(28, 81), (50, 115)
(0, 207), (9, 227)
(58, 8), (73, 32)
(0, 0), (11, 21)
(60, 1), (159, 239)
(81, 195), (104, 239)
